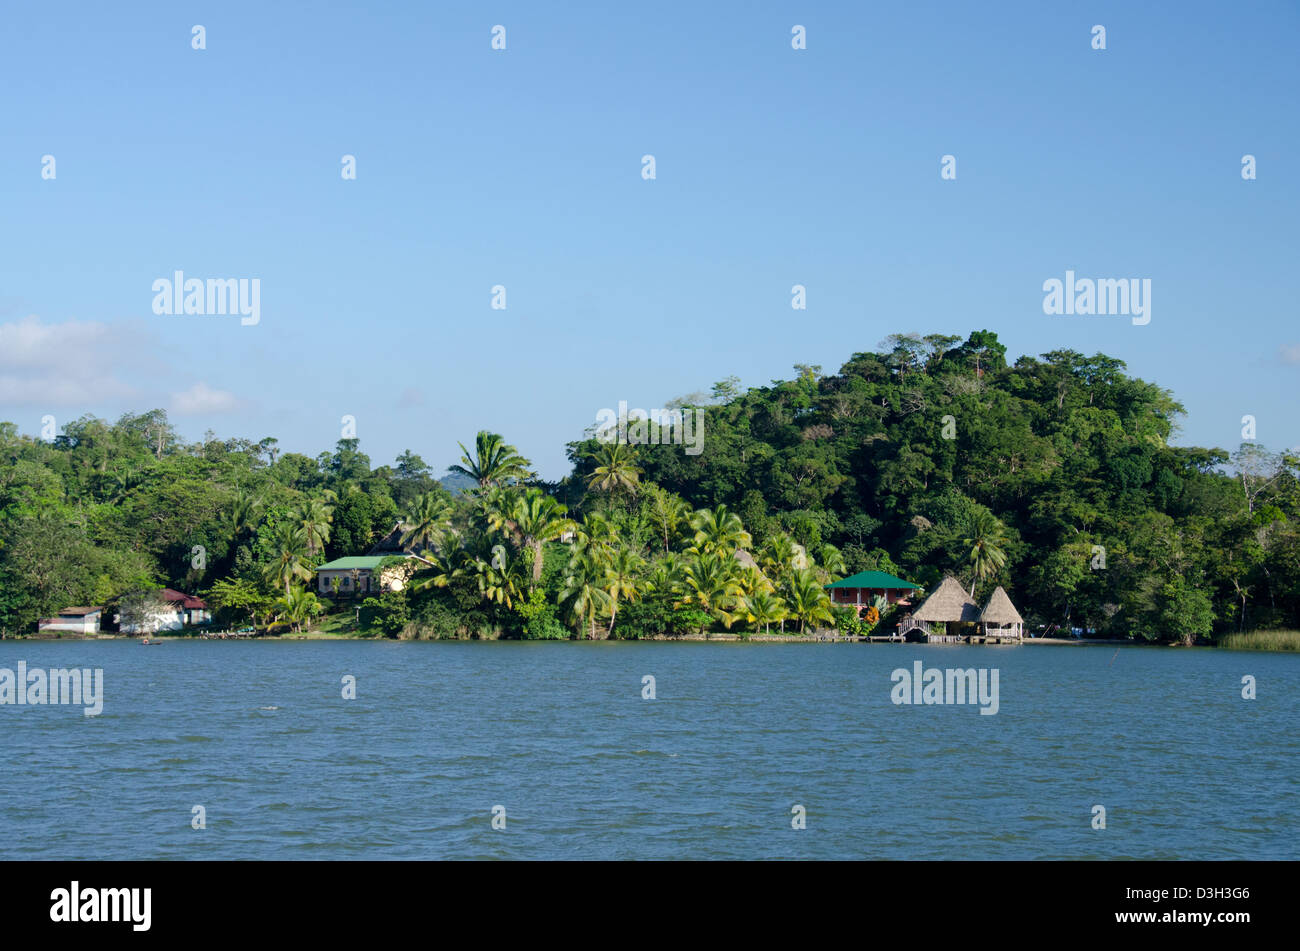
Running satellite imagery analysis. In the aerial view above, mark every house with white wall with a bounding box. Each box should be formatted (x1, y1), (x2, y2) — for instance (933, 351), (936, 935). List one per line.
(117, 589), (211, 634)
(37, 607), (103, 635)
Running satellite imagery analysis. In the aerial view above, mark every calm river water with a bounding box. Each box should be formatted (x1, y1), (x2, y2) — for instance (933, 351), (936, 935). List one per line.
(1, 640), (1295, 860)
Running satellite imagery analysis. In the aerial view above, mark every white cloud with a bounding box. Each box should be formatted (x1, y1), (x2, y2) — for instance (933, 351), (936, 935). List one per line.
(1280, 344), (1300, 365)
(171, 382), (246, 416)
(0, 314), (141, 405)
(0, 314), (119, 369)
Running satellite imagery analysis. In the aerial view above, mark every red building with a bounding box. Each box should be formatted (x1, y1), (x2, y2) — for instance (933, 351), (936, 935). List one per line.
(824, 570), (924, 615)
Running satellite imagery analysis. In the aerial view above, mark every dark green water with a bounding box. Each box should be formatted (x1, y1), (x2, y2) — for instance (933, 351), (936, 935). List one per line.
(1, 640), (1295, 859)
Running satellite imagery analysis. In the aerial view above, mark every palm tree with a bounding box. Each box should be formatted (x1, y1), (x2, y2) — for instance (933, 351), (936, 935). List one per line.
(408, 537), (464, 593)
(450, 431), (533, 489)
(814, 543), (847, 577)
(785, 568), (834, 634)
(471, 547), (520, 609)
(578, 512), (619, 556)
(739, 590), (788, 634)
(601, 547), (643, 636)
(736, 563), (775, 598)
(680, 550), (743, 624)
(963, 510), (1009, 596)
(689, 505), (752, 556)
(643, 484), (690, 553)
(559, 544), (612, 639)
(759, 532), (802, 576)
(401, 492), (452, 552)
(511, 489), (578, 586)
(584, 442), (643, 496)
(263, 522), (313, 597)
(642, 553), (685, 599)
(290, 498), (334, 556)
(273, 585), (322, 634)
(228, 489), (264, 546)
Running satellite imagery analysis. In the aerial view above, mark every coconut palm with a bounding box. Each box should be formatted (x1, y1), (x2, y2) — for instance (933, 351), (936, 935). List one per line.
(642, 484), (690, 553)
(739, 590), (788, 634)
(263, 522), (313, 597)
(760, 532), (807, 576)
(470, 544), (521, 610)
(408, 537), (464, 593)
(642, 553), (685, 599)
(963, 509), (1009, 595)
(736, 563), (775, 598)
(689, 505), (752, 556)
(450, 431), (534, 489)
(559, 544), (612, 639)
(601, 547), (643, 636)
(511, 489), (578, 586)
(785, 567), (835, 634)
(584, 442), (643, 496)
(228, 489), (264, 546)
(290, 497), (334, 556)
(578, 511), (620, 556)
(680, 550), (743, 623)
(814, 542), (847, 577)
(401, 492), (452, 552)
(273, 585), (322, 634)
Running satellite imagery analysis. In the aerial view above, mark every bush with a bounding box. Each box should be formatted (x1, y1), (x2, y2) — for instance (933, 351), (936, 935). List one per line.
(516, 589), (570, 640)
(615, 596), (712, 639)
(360, 590), (410, 638)
(405, 591), (474, 639)
(832, 605), (865, 637)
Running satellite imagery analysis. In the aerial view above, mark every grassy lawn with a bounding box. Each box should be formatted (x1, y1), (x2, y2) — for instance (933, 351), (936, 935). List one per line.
(264, 610), (371, 639)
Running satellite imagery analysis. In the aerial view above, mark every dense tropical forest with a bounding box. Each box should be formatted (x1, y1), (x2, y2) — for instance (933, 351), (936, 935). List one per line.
(2, 330), (1298, 644)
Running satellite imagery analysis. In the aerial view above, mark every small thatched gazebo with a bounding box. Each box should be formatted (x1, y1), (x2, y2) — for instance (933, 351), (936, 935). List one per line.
(906, 576), (981, 640)
(979, 586), (1024, 640)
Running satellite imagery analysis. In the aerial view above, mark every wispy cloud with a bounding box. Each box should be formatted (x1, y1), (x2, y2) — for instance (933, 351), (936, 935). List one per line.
(171, 382), (246, 416)
(0, 315), (140, 405)
(1280, 344), (1300, 365)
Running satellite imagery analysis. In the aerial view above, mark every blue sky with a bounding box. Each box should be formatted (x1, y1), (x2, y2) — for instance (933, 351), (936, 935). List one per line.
(2, 1), (1297, 478)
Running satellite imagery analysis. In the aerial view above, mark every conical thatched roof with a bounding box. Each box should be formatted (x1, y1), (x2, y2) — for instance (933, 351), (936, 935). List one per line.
(913, 576), (981, 623)
(979, 586), (1023, 624)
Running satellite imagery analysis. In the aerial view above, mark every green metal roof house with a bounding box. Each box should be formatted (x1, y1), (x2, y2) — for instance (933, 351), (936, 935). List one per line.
(315, 554), (429, 595)
(824, 570), (924, 611)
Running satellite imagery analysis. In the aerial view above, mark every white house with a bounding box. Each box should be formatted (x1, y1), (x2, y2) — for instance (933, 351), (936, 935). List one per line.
(37, 607), (103, 635)
(117, 589), (211, 634)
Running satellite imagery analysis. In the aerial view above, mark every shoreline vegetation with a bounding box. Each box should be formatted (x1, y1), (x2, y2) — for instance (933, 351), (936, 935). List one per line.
(17, 629), (1300, 650)
(4, 331), (1300, 652)
(20, 628), (1300, 649)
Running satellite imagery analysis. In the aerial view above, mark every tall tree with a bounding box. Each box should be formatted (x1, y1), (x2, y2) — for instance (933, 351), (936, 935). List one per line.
(450, 432), (534, 489)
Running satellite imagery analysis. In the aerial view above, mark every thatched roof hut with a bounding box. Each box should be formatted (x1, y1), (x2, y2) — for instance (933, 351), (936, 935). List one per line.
(913, 576), (981, 624)
(979, 586), (1022, 625)
(979, 586), (1024, 638)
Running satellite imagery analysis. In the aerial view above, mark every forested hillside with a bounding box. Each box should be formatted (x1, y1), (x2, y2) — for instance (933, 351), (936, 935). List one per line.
(2, 330), (1296, 641)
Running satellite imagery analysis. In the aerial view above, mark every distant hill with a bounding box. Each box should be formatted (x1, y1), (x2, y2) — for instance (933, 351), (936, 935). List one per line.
(440, 471), (477, 496)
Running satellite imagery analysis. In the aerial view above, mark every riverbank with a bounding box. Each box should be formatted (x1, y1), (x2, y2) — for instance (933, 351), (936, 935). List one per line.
(10, 630), (1299, 650)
